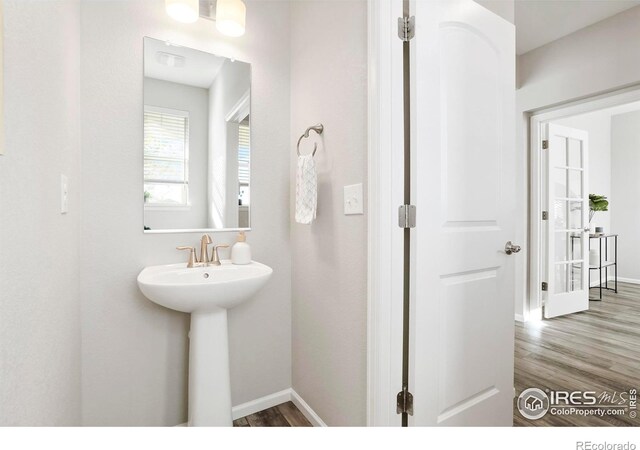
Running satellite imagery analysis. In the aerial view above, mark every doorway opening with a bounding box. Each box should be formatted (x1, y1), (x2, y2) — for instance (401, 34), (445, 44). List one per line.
(516, 88), (640, 426)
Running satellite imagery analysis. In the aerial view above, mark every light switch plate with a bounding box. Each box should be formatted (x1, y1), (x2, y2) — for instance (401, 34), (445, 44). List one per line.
(344, 183), (363, 215)
(61, 174), (69, 214)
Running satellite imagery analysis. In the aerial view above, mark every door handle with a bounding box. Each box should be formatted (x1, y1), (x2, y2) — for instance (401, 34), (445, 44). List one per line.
(505, 241), (521, 255)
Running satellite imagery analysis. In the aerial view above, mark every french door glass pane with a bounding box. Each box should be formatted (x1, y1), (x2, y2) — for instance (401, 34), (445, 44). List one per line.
(554, 263), (568, 294)
(570, 263), (583, 291)
(553, 200), (583, 230)
(555, 233), (583, 262)
(554, 136), (567, 167)
(553, 168), (582, 198)
(567, 138), (582, 168)
(554, 262), (584, 294)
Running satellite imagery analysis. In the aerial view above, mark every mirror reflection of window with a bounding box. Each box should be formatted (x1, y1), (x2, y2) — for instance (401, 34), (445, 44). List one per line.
(238, 116), (250, 229)
(238, 117), (250, 206)
(144, 107), (190, 207)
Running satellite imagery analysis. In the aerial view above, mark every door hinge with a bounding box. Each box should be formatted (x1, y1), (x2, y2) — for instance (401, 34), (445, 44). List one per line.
(397, 387), (414, 415)
(542, 282), (548, 291)
(542, 140), (549, 150)
(542, 211), (548, 220)
(398, 205), (416, 228)
(398, 16), (415, 41)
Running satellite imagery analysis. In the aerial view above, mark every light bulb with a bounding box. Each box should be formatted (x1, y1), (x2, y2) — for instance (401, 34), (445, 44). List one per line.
(216, 0), (246, 37)
(165, 0), (199, 24)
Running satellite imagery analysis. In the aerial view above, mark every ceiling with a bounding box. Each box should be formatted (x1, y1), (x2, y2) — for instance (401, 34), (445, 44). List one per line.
(515, 0), (640, 55)
(144, 38), (226, 89)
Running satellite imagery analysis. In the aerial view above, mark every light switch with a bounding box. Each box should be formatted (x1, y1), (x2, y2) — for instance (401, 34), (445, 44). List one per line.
(61, 174), (69, 214)
(344, 183), (363, 215)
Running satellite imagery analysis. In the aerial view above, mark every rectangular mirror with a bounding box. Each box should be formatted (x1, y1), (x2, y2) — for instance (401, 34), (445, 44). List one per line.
(143, 37), (251, 232)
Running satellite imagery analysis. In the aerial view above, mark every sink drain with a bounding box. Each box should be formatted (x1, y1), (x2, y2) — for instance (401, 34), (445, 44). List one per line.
(203, 273), (210, 279)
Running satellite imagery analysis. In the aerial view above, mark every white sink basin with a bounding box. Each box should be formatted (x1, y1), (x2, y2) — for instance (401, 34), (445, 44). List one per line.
(137, 260), (273, 427)
(137, 261), (273, 312)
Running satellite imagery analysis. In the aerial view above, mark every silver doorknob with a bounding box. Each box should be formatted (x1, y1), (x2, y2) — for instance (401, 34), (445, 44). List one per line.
(505, 241), (521, 255)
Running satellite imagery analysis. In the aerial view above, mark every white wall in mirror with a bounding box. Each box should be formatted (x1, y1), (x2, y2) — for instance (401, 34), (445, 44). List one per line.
(0, 1), (4, 156)
(143, 37), (251, 232)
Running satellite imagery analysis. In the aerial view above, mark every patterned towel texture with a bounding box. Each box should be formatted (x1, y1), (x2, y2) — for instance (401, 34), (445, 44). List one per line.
(295, 154), (317, 224)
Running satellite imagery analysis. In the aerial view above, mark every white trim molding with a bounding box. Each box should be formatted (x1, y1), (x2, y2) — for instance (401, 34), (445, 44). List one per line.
(231, 388), (327, 427)
(175, 388), (327, 427)
(233, 388), (326, 427)
(231, 389), (292, 421)
(290, 389), (327, 427)
(367, 0), (404, 427)
(618, 277), (640, 285)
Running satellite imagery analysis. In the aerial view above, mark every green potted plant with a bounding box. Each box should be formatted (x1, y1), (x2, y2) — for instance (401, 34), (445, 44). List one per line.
(589, 194), (609, 223)
(144, 190), (151, 203)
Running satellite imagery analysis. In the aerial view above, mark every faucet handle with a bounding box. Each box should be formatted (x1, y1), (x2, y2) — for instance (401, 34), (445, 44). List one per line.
(210, 245), (230, 266)
(177, 246), (197, 268)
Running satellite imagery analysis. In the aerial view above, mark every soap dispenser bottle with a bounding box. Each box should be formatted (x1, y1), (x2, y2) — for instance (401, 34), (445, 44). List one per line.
(231, 232), (251, 265)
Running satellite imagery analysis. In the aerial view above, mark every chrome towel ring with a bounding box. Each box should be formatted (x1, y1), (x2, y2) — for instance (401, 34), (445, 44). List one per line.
(296, 124), (324, 157)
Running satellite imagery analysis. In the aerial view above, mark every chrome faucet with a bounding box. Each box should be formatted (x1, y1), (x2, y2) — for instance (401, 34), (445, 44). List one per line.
(199, 234), (213, 265)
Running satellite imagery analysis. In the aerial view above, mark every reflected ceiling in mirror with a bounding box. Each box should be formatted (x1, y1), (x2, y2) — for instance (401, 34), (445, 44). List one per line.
(143, 37), (251, 233)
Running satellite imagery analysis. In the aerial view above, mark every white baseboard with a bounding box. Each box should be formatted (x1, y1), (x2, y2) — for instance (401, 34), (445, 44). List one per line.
(234, 388), (326, 426)
(176, 388), (327, 427)
(290, 389), (328, 427)
(618, 277), (640, 285)
(232, 389), (292, 420)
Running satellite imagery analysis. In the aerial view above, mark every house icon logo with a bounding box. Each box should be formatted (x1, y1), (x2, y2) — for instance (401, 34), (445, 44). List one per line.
(517, 388), (550, 420)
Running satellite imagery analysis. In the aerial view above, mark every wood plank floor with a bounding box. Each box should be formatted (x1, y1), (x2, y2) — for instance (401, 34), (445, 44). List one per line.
(514, 282), (640, 426)
(233, 401), (312, 427)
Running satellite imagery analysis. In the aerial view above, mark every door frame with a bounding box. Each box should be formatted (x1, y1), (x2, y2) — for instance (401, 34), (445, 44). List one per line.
(527, 86), (640, 321)
(367, 0), (405, 426)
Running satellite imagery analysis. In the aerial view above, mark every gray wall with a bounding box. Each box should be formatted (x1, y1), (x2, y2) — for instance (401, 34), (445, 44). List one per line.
(611, 110), (640, 282)
(290, 0), (368, 426)
(144, 78), (210, 230)
(79, 0), (291, 425)
(0, 0), (82, 425)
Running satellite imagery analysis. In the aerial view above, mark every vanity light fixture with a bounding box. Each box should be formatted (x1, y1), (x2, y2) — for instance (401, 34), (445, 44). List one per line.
(165, 0), (246, 38)
(165, 0), (199, 23)
(215, 0), (246, 37)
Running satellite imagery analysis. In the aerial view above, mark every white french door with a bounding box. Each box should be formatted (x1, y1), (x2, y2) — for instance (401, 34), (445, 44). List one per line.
(410, 0), (516, 426)
(544, 124), (589, 319)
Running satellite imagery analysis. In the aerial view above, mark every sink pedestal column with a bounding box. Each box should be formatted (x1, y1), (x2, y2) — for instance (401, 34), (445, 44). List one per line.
(188, 308), (232, 426)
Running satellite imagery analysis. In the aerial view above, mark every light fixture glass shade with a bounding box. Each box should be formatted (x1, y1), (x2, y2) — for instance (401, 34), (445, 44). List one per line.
(165, 0), (199, 24)
(216, 0), (246, 37)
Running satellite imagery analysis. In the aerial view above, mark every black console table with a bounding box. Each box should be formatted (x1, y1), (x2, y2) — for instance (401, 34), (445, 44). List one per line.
(588, 234), (618, 301)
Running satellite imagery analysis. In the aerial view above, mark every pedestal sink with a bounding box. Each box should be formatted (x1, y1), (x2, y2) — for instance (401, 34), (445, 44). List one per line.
(137, 260), (273, 426)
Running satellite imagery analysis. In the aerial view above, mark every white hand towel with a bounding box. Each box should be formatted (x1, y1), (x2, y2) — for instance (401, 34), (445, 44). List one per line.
(295, 154), (317, 224)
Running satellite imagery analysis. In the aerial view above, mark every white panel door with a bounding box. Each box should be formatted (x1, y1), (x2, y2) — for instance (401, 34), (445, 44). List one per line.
(411, 0), (516, 426)
(544, 124), (589, 319)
